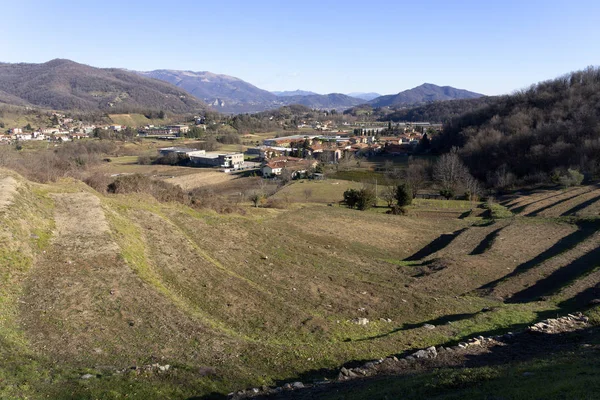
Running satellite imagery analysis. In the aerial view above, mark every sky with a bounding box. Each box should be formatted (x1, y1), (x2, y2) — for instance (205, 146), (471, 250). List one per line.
(1, 0), (599, 96)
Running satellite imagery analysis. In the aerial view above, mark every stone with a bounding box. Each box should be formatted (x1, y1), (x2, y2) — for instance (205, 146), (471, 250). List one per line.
(364, 362), (376, 369)
(347, 369), (359, 378)
(341, 367), (350, 376)
(423, 323), (436, 330)
(283, 383), (292, 390)
(405, 356), (415, 361)
(413, 349), (429, 359)
(252, 388), (260, 393)
(261, 255), (269, 260)
(426, 346), (438, 357)
(80, 374), (95, 379)
(291, 382), (304, 389)
(355, 318), (369, 325)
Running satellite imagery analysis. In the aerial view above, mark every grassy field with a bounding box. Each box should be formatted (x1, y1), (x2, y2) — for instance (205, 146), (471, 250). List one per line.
(1, 169), (600, 399)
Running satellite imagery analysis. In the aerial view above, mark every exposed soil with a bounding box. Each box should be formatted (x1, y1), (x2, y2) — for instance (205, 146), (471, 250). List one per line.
(0, 175), (17, 212)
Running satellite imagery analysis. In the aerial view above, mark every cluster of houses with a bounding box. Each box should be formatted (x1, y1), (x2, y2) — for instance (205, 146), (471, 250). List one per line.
(1, 126), (94, 143)
(158, 147), (245, 171)
(246, 127), (430, 178)
(138, 124), (191, 138)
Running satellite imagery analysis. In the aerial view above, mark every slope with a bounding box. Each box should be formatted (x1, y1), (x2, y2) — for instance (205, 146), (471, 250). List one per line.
(369, 83), (484, 108)
(2, 171), (600, 399)
(0, 59), (208, 113)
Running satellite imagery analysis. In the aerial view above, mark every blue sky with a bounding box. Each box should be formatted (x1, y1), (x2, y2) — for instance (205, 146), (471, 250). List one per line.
(2, 0), (599, 95)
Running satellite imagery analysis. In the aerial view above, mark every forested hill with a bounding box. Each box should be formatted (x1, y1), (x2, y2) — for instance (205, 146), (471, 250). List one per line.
(435, 67), (600, 184)
(368, 83), (484, 108)
(383, 96), (499, 123)
(0, 59), (208, 113)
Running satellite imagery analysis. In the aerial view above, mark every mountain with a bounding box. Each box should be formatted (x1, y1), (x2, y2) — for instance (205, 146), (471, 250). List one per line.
(347, 92), (381, 101)
(139, 69), (278, 113)
(141, 69), (363, 113)
(0, 59), (208, 113)
(384, 96), (498, 123)
(369, 83), (484, 108)
(280, 93), (363, 110)
(272, 90), (318, 97)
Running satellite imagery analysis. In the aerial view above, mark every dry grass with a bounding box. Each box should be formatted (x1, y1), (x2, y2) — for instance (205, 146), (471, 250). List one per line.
(0, 175), (18, 211)
(2, 172), (600, 399)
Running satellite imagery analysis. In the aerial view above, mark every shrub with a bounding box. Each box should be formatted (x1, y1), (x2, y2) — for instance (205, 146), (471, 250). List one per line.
(343, 189), (360, 209)
(440, 188), (455, 200)
(558, 168), (584, 188)
(483, 199), (513, 219)
(84, 172), (111, 193)
(137, 155), (153, 165)
(355, 188), (376, 210)
(107, 174), (188, 204)
(395, 183), (413, 207)
(344, 188), (376, 210)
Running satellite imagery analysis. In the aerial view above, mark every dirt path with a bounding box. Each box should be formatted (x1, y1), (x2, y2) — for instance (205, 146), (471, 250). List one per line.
(18, 191), (232, 368)
(0, 175), (18, 212)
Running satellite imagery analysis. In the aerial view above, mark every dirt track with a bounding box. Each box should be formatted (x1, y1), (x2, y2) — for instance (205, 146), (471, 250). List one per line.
(0, 175), (18, 211)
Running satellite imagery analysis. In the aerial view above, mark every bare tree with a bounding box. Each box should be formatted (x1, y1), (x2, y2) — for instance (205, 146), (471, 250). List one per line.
(404, 159), (431, 198)
(381, 184), (397, 207)
(433, 147), (470, 193)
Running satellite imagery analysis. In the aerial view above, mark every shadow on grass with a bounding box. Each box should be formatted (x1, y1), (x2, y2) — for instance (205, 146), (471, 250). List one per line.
(560, 193), (600, 216)
(507, 245), (600, 303)
(526, 192), (587, 217)
(558, 284), (600, 309)
(404, 228), (468, 262)
(353, 312), (479, 342)
(509, 190), (573, 214)
(469, 226), (504, 255)
(477, 221), (599, 294)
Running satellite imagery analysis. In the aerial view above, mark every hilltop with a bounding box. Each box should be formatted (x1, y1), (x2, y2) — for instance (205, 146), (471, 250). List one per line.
(369, 83), (484, 108)
(0, 59), (208, 113)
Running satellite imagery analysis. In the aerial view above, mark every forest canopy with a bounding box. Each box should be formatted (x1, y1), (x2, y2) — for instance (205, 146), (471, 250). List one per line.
(434, 67), (600, 185)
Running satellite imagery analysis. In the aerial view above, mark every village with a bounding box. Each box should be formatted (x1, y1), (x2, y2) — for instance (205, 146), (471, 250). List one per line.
(0, 111), (440, 179)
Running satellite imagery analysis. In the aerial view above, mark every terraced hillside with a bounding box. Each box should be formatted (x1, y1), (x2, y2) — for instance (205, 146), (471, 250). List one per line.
(1, 172), (599, 399)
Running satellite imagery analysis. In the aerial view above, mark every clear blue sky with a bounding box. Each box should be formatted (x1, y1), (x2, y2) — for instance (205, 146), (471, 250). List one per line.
(2, 0), (599, 96)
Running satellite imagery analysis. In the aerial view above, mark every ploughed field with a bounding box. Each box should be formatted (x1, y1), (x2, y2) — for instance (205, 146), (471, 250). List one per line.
(1, 170), (600, 399)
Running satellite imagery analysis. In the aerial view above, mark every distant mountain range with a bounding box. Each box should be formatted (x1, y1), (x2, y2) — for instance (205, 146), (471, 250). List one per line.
(347, 92), (382, 101)
(0, 59), (207, 113)
(368, 83), (483, 108)
(0, 59), (485, 115)
(274, 91), (382, 101)
(141, 69), (484, 113)
(139, 70), (365, 113)
(272, 90), (318, 97)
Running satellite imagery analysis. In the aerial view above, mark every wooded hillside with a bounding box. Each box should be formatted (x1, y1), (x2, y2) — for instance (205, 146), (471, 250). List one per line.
(435, 67), (600, 184)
